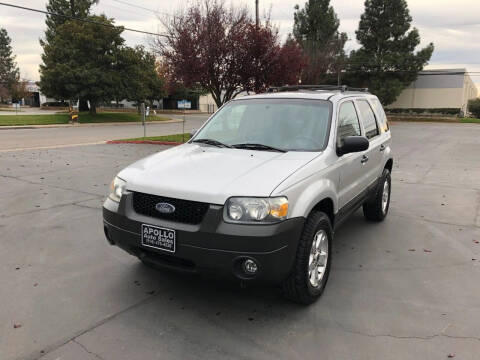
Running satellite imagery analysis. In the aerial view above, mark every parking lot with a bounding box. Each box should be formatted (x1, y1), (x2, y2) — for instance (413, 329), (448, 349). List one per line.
(1, 122), (479, 360)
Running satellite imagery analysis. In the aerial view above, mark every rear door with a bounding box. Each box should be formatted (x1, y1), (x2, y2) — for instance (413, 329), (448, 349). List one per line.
(355, 99), (384, 187)
(335, 100), (369, 209)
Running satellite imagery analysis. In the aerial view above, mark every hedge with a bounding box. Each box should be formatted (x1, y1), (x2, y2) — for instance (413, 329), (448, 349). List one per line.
(468, 98), (480, 118)
(385, 108), (460, 115)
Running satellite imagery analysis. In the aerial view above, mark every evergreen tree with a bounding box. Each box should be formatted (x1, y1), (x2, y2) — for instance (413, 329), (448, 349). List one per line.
(39, 15), (125, 115)
(0, 28), (20, 103)
(293, 0), (347, 84)
(115, 46), (165, 110)
(40, 0), (98, 110)
(43, 0), (99, 42)
(348, 0), (434, 105)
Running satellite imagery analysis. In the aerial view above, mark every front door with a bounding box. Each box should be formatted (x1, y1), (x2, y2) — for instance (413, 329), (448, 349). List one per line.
(335, 100), (369, 209)
(355, 99), (383, 187)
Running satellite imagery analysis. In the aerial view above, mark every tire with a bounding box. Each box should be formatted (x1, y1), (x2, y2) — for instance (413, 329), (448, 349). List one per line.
(363, 168), (391, 222)
(282, 211), (332, 304)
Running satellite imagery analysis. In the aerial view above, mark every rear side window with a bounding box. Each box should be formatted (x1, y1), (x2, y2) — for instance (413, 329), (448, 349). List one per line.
(337, 101), (361, 147)
(370, 98), (389, 132)
(357, 100), (379, 140)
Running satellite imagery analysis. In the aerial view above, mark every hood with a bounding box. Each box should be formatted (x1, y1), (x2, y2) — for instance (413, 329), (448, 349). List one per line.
(119, 143), (320, 205)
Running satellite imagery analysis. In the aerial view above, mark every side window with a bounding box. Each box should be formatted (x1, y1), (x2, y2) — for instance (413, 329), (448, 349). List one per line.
(337, 101), (361, 147)
(370, 98), (389, 132)
(357, 100), (379, 140)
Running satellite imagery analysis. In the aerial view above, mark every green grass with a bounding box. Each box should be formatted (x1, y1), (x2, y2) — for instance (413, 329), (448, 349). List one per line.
(117, 133), (191, 143)
(0, 114), (70, 126)
(0, 112), (170, 126)
(460, 117), (480, 123)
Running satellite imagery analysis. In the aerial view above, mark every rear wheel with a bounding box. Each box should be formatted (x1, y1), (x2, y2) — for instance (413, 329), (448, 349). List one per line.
(363, 168), (391, 222)
(282, 211), (332, 304)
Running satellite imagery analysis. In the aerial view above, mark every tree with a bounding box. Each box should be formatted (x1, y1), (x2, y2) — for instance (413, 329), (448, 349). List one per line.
(115, 46), (165, 110)
(41, 0), (99, 110)
(0, 27), (20, 103)
(468, 98), (480, 119)
(39, 15), (125, 114)
(293, 0), (348, 84)
(155, 0), (306, 107)
(238, 23), (307, 94)
(347, 0), (434, 105)
(44, 0), (99, 42)
(10, 80), (29, 103)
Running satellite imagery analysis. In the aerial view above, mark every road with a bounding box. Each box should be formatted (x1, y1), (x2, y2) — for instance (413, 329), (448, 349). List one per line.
(1, 122), (479, 360)
(0, 114), (210, 151)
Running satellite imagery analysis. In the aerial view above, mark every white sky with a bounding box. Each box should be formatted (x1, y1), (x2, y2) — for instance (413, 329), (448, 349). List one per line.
(1, 0), (479, 90)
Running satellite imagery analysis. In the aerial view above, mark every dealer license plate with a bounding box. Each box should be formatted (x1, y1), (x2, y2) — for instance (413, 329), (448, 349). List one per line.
(141, 224), (176, 253)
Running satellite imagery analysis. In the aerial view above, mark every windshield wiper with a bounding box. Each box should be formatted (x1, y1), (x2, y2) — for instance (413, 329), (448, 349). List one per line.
(232, 143), (287, 153)
(192, 138), (232, 148)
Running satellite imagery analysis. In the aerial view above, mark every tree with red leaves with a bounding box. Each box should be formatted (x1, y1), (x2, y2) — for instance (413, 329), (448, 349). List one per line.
(154, 0), (306, 107)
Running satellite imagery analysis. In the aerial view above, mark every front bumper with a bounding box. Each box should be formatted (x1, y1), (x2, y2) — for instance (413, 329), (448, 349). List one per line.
(103, 193), (305, 284)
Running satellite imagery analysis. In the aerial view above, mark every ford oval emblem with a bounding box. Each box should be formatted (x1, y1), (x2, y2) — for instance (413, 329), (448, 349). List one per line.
(155, 202), (176, 214)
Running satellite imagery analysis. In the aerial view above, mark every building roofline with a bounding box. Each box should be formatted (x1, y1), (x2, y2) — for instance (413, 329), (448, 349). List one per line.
(420, 68), (466, 74)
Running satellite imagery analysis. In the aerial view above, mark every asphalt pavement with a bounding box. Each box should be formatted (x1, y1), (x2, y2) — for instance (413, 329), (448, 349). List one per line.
(1, 122), (479, 360)
(0, 114), (209, 151)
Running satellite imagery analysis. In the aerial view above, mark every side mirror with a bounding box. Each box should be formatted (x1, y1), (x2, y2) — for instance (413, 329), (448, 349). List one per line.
(189, 129), (197, 140)
(337, 136), (369, 156)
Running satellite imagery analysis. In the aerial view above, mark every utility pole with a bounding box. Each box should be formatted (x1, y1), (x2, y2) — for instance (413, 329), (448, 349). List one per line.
(255, 0), (259, 27)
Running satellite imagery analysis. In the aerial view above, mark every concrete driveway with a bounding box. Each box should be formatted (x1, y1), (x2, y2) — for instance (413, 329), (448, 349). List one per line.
(0, 122), (479, 360)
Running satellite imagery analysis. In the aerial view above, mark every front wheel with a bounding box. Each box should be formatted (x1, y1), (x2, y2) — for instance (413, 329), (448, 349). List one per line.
(282, 211), (332, 304)
(363, 168), (391, 222)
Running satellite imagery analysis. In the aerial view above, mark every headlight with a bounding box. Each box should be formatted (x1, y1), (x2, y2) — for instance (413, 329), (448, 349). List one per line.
(224, 197), (288, 223)
(109, 176), (126, 202)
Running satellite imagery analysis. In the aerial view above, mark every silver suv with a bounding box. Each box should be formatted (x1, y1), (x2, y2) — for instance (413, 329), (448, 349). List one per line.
(103, 85), (393, 304)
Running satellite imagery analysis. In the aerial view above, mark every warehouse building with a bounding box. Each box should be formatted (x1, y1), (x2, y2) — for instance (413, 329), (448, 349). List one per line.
(387, 69), (478, 115)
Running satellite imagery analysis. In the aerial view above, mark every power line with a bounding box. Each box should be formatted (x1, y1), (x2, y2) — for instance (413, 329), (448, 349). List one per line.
(0, 1), (168, 37)
(110, 0), (173, 17)
(102, 2), (147, 18)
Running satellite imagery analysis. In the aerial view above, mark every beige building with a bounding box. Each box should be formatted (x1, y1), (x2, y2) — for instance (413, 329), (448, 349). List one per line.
(387, 69), (478, 114)
(199, 91), (251, 113)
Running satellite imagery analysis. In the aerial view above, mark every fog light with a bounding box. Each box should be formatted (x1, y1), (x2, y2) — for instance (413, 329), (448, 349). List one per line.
(243, 259), (258, 274)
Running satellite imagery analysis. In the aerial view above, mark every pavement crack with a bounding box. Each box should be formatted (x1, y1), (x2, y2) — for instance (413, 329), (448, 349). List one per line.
(31, 295), (158, 360)
(72, 339), (106, 360)
(390, 212), (479, 229)
(333, 260), (478, 272)
(0, 173), (101, 198)
(334, 323), (480, 342)
(1, 197), (101, 218)
(393, 179), (480, 192)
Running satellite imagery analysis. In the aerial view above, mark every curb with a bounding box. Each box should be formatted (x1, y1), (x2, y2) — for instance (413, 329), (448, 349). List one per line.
(107, 140), (183, 146)
(0, 119), (183, 130)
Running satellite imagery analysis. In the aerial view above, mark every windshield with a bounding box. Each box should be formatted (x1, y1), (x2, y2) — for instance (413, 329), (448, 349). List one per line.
(192, 98), (332, 151)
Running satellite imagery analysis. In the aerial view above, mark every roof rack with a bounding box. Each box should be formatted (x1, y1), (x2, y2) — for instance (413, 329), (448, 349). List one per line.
(267, 85), (369, 93)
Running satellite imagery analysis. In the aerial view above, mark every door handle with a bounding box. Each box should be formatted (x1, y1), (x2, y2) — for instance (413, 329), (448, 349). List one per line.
(361, 155), (369, 164)
(379, 144), (386, 152)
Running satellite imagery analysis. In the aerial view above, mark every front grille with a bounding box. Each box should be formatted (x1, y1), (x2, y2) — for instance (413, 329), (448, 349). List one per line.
(132, 192), (209, 225)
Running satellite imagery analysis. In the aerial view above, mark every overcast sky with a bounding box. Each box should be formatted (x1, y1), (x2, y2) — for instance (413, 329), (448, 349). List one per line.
(1, 0), (479, 89)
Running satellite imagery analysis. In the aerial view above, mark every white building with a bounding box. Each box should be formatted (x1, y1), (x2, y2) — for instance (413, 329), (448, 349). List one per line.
(388, 69), (478, 114)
